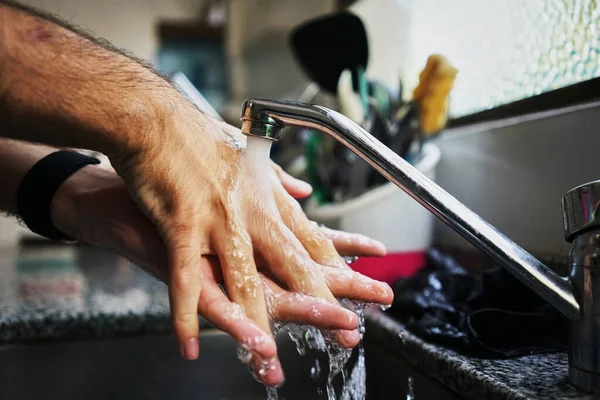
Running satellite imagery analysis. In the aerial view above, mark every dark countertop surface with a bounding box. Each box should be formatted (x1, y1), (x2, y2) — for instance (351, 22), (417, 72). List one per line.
(0, 244), (591, 399)
(0, 244), (210, 344)
(366, 311), (589, 400)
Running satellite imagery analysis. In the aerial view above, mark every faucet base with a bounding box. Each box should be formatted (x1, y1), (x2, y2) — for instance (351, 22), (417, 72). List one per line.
(569, 365), (600, 394)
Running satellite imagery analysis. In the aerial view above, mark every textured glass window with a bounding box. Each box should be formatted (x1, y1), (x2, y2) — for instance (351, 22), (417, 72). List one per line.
(396, 0), (600, 117)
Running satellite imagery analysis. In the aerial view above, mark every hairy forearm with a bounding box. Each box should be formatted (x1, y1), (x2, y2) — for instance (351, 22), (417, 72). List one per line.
(0, 1), (184, 156)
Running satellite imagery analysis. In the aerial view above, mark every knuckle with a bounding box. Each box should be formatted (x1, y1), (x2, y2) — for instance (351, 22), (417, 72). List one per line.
(174, 311), (199, 326)
(237, 275), (263, 299)
(171, 268), (198, 292)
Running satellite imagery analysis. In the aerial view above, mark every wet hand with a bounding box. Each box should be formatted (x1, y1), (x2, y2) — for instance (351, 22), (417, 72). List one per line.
(51, 165), (391, 385)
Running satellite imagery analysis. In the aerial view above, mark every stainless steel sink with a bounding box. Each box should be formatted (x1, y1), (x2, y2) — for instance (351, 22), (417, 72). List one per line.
(0, 329), (460, 399)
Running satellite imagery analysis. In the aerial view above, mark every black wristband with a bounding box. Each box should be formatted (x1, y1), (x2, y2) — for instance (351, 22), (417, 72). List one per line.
(17, 150), (100, 242)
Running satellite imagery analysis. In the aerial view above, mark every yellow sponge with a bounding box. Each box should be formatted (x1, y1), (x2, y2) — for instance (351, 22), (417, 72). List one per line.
(413, 54), (458, 135)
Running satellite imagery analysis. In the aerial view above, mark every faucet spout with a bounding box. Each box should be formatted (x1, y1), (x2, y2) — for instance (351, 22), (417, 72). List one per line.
(240, 98), (579, 320)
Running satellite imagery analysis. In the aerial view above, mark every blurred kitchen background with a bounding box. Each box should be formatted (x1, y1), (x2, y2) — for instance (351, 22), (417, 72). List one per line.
(1, 0), (599, 265)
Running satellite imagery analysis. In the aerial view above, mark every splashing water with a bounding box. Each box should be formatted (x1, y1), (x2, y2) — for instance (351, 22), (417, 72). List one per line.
(311, 359), (321, 380)
(266, 387), (279, 400)
(260, 300), (371, 400)
(240, 138), (373, 399)
(341, 344), (366, 400)
(340, 301), (368, 400)
(406, 376), (415, 400)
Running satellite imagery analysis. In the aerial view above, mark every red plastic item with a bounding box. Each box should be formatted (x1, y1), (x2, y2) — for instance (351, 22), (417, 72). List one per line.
(349, 251), (426, 285)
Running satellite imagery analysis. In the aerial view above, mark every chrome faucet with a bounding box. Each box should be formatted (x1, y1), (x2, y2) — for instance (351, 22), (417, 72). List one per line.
(240, 98), (600, 393)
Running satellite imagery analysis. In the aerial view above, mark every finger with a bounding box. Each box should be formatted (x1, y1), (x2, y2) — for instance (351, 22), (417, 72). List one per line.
(214, 230), (271, 334)
(319, 226), (387, 257)
(272, 173), (386, 261)
(166, 233), (203, 361)
(256, 219), (336, 303)
(337, 330), (361, 348)
(263, 276), (360, 349)
(262, 277), (358, 331)
(271, 181), (348, 269)
(197, 258), (283, 387)
(199, 258), (277, 359)
(271, 161), (312, 199)
(322, 266), (394, 305)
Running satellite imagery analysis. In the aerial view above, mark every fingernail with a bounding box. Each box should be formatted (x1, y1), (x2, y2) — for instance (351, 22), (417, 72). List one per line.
(378, 283), (394, 299)
(371, 239), (387, 253)
(338, 330), (361, 348)
(261, 358), (284, 387)
(294, 179), (313, 192)
(181, 338), (199, 360)
(346, 310), (359, 327)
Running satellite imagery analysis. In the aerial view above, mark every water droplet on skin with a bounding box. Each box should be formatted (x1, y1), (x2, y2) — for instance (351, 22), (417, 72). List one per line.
(228, 136), (245, 151)
(237, 343), (252, 364)
(310, 305), (321, 319)
(258, 358), (277, 376)
(223, 303), (246, 321)
(344, 256), (360, 265)
(348, 311), (356, 325)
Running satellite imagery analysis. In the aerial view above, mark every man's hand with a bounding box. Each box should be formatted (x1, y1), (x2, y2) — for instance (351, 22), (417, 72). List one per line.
(0, 3), (393, 387)
(51, 164), (392, 386)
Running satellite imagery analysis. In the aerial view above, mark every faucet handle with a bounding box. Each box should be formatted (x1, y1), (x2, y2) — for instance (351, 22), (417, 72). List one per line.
(562, 180), (600, 242)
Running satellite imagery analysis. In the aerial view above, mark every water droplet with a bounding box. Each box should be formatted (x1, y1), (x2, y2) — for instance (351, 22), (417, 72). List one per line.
(399, 331), (407, 344)
(228, 136), (245, 151)
(258, 358), (276, 376)
(310, 359), (321, 380)
(406, 376), (415, 400)
(344, 256), (360, 265)
(236, 343), (252, 364)
(266, 387), (279, 400)
(310, 305), (321, 319)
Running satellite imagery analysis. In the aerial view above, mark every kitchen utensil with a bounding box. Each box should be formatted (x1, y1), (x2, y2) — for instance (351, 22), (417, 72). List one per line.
(349, 103), (390, 197)
(337, 69), (364, 124)
(290, 11), (369, 94)
(327, 102), (390, 199)
(356, 66), (370, 116)
(368, 80), (393, 120)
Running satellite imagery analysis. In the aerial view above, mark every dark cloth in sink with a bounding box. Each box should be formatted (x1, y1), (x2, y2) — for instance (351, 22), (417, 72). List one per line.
(387, 248), (567, 358)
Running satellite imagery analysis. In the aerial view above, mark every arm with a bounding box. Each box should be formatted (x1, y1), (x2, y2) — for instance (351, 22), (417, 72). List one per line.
(0, 1), (188, 156)
(0, 2), (392, 387)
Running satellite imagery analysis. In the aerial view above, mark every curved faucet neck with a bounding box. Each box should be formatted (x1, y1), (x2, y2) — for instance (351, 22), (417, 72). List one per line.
(240, 97), (580, 320)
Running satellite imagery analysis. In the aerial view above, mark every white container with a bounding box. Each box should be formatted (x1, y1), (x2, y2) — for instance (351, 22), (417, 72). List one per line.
(306, 143), (441, 253)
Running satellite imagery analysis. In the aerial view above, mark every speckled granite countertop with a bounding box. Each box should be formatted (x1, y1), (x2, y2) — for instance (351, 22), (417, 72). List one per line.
(0, 244), (211, 344)
(366, 311), (592, 400)
(0, 244), (592, 399)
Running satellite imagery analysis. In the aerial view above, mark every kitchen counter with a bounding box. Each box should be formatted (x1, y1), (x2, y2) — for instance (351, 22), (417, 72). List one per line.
(366, 311), (587, 400)
(0, 244), (590, 399)
(0, 244), (211, 344)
